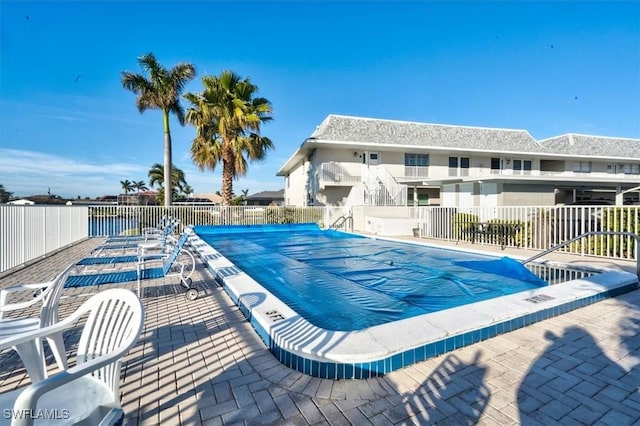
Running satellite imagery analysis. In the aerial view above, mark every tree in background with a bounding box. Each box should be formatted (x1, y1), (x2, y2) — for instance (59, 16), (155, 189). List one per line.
(121, 52), (196, 207)
(0, 184), (13, 203)
(120, 180), (134, 194)
(184, 70), (273, 206)
(183, 184), (193, 199)
(148, 163), (190, 203)
(133, 180), (148, 194)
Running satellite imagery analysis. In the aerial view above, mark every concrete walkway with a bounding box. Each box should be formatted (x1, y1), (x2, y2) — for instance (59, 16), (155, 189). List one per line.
(0, 238), (638, 425)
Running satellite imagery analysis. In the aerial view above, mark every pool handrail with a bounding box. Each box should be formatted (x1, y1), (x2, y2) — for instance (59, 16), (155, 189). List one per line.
(521, 231), (640, 281)
(329, 214), (353, 231)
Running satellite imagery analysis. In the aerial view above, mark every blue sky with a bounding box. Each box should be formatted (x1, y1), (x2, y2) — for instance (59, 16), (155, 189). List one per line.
(1, 1), (639, 199)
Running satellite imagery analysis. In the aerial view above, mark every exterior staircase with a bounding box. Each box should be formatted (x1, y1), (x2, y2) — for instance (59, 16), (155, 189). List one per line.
(360, 165), (408, 206)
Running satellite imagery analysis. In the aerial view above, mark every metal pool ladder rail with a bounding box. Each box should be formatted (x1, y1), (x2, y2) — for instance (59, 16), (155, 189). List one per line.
(521, 231), (640, 281)
(329, 214), (353, 231)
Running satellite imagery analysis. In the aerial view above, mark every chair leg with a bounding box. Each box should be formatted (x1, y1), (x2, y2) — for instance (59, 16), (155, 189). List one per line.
(13, 339), (46, 383)
(46, 332), (68, 370)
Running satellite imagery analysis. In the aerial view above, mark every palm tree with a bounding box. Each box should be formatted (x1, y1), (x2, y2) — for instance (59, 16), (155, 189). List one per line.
(148, 163), (188, 203)
(184, 70), (273, 206)
(121, 53), (196, 207)
(183, 184), (193, 199)
(0, 184), (13, 203)
(120, 179), (134, 194)
(133, 180), (148, 194)
(241, 188), (249, 206)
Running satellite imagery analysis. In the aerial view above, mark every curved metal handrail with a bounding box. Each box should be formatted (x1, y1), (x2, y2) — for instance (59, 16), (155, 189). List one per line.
(521, 231), (640, 280)
(329, 214), (353, 231)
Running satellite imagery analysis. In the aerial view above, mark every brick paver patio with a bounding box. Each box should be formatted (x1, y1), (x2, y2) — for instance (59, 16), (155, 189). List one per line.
(0, 238), (638, 425)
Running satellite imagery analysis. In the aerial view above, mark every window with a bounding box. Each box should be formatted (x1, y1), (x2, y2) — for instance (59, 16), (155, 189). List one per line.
(573, 161), (591, 173)
(448, 157), (458, 177)
(512, 159), (532, 174)
(490, 157), (502, 173)
(449, 157), (469, 176)
(623, 164), (640, 174)
(460, 157), (470, 176)
(405, 154), (429, 177)
(404, 153), (429, 167)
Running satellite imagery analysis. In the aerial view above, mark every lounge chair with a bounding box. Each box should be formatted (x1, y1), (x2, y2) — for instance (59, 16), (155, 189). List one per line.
(77, 228), (184, 268)
(0, 263), (75, 383)
(0, 288), (144, 426)
(104, 216), (178, 244)
(67, 227), (199, 300)
(89, 223), (178, 261)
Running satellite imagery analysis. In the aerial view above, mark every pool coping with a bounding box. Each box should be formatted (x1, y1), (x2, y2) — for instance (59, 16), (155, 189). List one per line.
(188, 231), (639, 379)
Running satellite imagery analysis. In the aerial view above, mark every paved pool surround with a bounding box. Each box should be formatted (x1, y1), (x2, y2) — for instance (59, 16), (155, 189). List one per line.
(187, 227), (639, 380)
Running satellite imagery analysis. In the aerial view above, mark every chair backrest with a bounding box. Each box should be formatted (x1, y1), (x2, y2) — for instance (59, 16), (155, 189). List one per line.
(40, 263), (76, 328)
(75, 289), (144, 399)
(162, 227), (193, 275)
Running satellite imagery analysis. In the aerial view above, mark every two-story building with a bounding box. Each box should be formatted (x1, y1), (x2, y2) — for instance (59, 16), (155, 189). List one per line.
(277, 115), (640, 208)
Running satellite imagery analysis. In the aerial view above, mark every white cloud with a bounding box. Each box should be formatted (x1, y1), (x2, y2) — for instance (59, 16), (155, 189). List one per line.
(0, 149), (145, 198)
(1, 148), (284, 199)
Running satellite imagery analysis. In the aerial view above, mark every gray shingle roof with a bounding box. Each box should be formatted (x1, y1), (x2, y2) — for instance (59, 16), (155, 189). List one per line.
(538, 134), (640, 160)
(310, 115), (545, 154)
(247, 189), (284, 200)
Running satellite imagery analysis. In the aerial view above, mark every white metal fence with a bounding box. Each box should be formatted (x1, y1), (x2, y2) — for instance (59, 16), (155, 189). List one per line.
(1, 205), (348, 274)
(2, 204), (637, 274)
(86, 205), (347, 236)
(418, 206), (640, 260)
(0, 205), (89, 273)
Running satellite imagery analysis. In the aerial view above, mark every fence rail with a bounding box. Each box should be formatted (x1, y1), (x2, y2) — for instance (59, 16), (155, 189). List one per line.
(2, 204), (638, 274)
(0, 205), (88, 273)
(417, 205), (639, 260)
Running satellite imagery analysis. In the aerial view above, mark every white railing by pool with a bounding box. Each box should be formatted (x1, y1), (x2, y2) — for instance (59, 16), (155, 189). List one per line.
(0, 205), (89, 273)
(87, 205), (346, 236)
(3, 204), (637, 274)
(417, 205), (639, 260)
(0, 205), (347, 274)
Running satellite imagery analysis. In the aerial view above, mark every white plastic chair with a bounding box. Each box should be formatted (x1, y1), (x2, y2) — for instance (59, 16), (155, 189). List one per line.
(0, 288), (144, 426)
(0, 263), (75, 383)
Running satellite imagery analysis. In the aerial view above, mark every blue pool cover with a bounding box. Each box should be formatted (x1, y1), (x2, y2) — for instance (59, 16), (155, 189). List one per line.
(195, 223), (547, 331)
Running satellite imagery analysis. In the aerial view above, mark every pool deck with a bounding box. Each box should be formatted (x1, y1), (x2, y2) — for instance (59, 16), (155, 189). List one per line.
(0, 236), (639, 425)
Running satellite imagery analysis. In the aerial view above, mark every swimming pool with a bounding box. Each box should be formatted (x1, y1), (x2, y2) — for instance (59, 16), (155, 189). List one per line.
(196, 224), (552, 331)
(191, 224), (638, 379)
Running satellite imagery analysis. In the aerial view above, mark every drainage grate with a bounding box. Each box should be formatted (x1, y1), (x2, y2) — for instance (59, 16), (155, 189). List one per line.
(524, 294), (555, 304)
(264, 309), (285, 322)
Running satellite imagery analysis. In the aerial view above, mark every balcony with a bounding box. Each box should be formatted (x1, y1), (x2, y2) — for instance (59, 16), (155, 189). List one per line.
(319, 162), (361, 187)
(404, 166), (429, 178)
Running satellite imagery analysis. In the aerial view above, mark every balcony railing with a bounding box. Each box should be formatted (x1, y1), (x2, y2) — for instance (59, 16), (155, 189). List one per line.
(319, 162), (361, 186)
(404, 166), (429, 178)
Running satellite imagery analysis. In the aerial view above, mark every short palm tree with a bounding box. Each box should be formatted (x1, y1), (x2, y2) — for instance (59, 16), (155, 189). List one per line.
(120, 179), (134, 194)
(184, 70), (273, 206)
(148, 163), (188, 204)
(133, 180), (148, 194)
(121, 53), (196, 207)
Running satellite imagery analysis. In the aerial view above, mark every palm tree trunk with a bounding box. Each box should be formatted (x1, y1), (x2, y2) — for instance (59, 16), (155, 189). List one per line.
(221, 157), (234, 206)
(163, 110), (172, 207)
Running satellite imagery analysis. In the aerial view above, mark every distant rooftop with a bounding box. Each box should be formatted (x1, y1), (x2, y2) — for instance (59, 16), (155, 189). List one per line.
(247, 190), (284, 200)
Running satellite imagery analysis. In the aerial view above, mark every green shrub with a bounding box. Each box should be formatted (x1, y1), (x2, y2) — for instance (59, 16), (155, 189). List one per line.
(452, 213), (479, 241)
